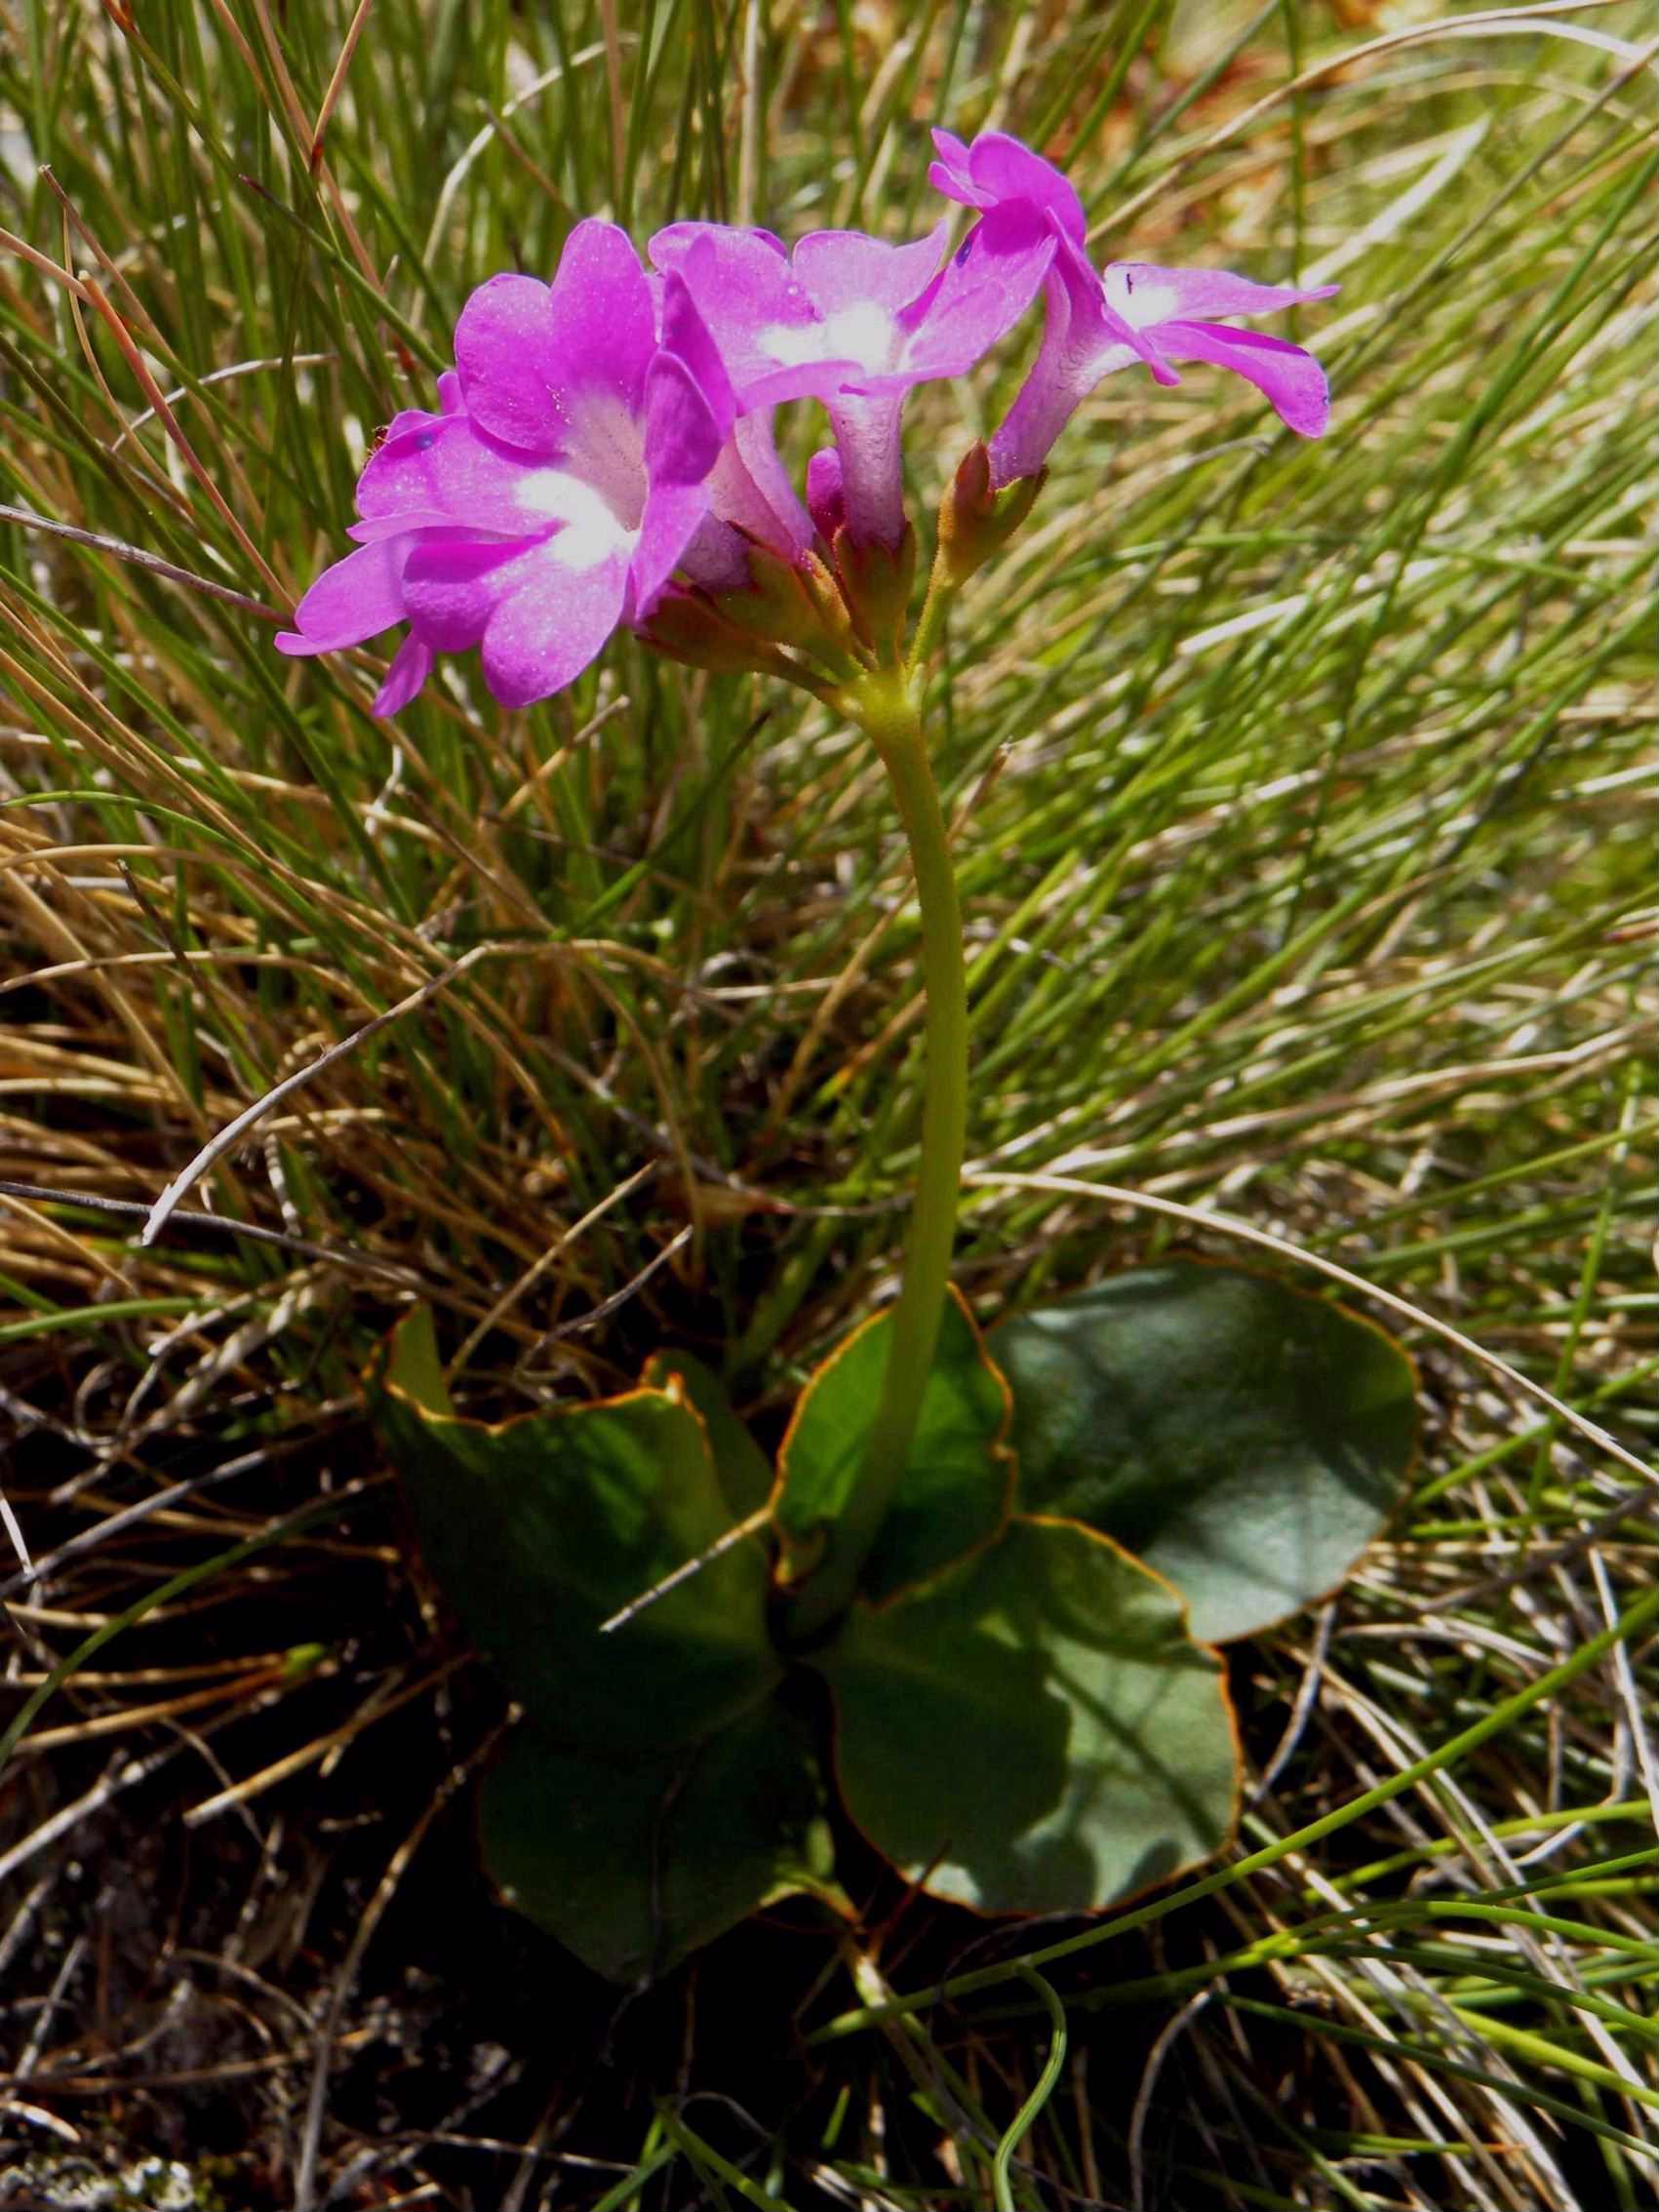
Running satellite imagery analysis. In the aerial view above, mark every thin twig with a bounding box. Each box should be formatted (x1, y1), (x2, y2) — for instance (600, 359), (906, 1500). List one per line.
(0, 501), (282, 618)
(310, 0), (375, 170)
(0, 1431), (336, 1604)
(79, 274), (288, 601)
(0, 1178), (425, 1286)
(291, 1719), (511, 2212)
(519, 1224), (694, 1360)
(598, 1507), (772, 1635)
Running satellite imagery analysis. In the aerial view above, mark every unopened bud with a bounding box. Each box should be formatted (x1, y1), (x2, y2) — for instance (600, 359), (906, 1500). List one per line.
(937, 443), (1046, 585)
(806, 448), (846, 543)
(831, 520), (917, 661)
(726, 539), (866, 677)
(641, 587), (797, 678)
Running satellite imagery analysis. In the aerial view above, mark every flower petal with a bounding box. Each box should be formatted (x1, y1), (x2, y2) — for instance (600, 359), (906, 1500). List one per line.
(826, 390), (906, 547)
(346, 509), (454, 543)
(1110, 264), (1344, 332)
(630, 482), (708, 623)
(426, 425), (599, 535)
(481, 542), (630, 708)
(545, 218), (657, 419)
(382, 405), (444, 442)
(631, 351), (722, 616)
(1054, 237), (1180, 384)
(359, 417), (546, 534)
(985, 240), (1178, 489)
(806, 447), (845, 541)
(698, 421), (814, 557)
(278, 535), (415, 652)
(644, 348), (723, 492)
(1155, 321), (1331, 437)
(401, 536), (537, 652)
(792, 222), (948, 317)
(659, 271), (736, 437)
(356, 415), (458, 520)
(678, 515), (752, 594)
(730, 412), (815, 556)
(966, 131), (1087, 246)
(651, 220), (789, 271)
(372, 632), (433, 717)
(928, 127), (972, 179)
(1104, 262), (1338, 330)
(454, 273), (561, 454)
(895, 202), (1056, 383)
(651, 224), (853, 408)
(358, 411), (643, 554)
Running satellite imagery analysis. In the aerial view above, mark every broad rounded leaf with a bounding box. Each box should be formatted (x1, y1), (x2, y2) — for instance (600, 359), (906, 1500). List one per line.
(818, 1516), (1239, 1914)
(379, 1310), (778, 1757)
(481, 1696), (841, 1984)
(771, 1286), (1013, 1601)
(995, 1261), (1418, 1642)
(642, 1348), (772, 1518)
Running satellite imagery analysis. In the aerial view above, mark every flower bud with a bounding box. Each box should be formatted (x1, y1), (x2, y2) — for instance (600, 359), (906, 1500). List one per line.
(724, 538), (867, 677)
(806, 449), (846, 544)
(831, 520), (917, 662)
(640, 587), (800, 679)
(937, 441), (1046, 585)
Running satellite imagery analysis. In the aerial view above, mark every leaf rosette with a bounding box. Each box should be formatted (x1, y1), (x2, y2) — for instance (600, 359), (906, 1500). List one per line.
(375, 1261), (1416, 1974)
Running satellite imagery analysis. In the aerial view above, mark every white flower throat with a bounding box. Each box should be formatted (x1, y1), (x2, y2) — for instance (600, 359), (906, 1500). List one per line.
(759, 299), (897, 375)
(513, 393), (647, 570)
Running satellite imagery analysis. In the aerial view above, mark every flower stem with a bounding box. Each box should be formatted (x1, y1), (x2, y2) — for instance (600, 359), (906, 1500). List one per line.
(906, 548), (955, 681)
(788, 671), (969, 1635)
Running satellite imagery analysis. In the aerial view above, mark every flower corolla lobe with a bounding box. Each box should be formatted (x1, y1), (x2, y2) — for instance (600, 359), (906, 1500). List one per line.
(650, 208), (1054, 548)
(277, 220), (733, 712)
(929, 127), (1338, 486)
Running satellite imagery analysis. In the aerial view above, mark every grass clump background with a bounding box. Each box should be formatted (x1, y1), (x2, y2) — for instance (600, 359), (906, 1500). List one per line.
(0, 2), (1653, 2207)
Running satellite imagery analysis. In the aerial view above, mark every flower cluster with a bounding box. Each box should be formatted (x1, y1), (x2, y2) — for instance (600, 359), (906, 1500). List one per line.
(277, 130), (1336, 716)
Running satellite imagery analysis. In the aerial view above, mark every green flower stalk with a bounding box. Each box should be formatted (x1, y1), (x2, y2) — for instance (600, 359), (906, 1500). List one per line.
(786, 639), (971, 1634)
(779, 450), (1054, 1632)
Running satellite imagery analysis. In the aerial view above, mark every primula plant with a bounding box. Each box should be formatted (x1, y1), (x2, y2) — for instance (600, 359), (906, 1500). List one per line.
(285, 131), (1415, 1983)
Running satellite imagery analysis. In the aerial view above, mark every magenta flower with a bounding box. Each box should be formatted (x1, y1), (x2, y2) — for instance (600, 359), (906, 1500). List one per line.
(275, 129), (1338, 716)
(929, 129), (1337, 486)
(649, 209), (1055, 548)
(276, 220), (731, 713)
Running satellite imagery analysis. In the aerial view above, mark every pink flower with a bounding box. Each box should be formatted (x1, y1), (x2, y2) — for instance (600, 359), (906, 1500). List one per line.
(276, 130), (1339, 714)
(276, 221), (732, 713)
(929, 129), (1338, 486)
(649, 209), (1055, 547)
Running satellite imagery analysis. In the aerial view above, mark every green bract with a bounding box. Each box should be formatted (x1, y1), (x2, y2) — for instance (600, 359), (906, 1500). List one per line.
(376, 1262), (1417, 1979)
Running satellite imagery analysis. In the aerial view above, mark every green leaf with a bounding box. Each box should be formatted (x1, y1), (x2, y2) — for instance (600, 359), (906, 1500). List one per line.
(481, 1695), (841, 1984)
(379, 1313), (779, 1758)
(818, 1517), (1239, 1915)
(771, 1287), (1014, 1602)
(384, 1300), (454, 1416)
(994, 1262), (1419, 1643)
(642, 1348), (772, 1518)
